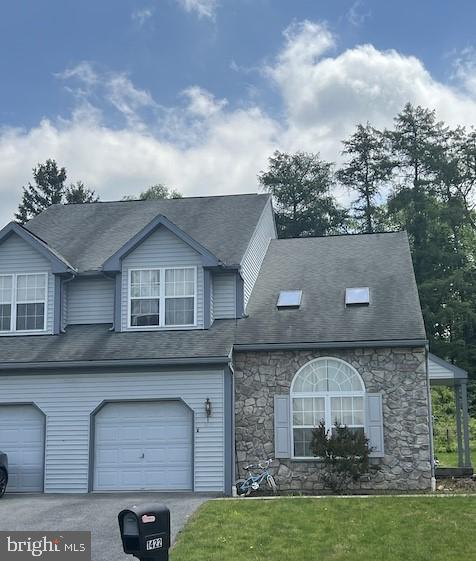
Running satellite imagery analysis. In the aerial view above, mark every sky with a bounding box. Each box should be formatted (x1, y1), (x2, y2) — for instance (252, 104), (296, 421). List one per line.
(1, 0), (476, 224)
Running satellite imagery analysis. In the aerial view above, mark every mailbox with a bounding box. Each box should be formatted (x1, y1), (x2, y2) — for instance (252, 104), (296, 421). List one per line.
(118, 504), (171, 561)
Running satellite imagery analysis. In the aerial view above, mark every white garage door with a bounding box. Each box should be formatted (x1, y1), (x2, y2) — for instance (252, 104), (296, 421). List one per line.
(0, 405), (45, 492)
(93, 400), (193, 491)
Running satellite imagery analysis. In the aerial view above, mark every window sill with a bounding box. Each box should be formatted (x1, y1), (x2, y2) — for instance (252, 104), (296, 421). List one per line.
(0, 330), (50, 336)
(124, 325), (202, 332)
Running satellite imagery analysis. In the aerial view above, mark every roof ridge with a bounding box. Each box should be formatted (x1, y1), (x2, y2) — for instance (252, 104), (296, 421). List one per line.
(272, 230), (405, 241)
(44, 192), (268, 209)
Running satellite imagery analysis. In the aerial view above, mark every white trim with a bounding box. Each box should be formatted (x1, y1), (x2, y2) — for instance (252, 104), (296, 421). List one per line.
(0, 272), (48, 334)
(127, 266), (197, 330)
(290, 357), (366, 459)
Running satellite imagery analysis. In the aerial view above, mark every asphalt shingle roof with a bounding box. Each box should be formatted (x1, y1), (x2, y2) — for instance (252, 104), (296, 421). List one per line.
(0, 229), (425, 365)
(25, 193), (271, 272)
(235, 231), (426, 345)
(0, 321), (236, 365)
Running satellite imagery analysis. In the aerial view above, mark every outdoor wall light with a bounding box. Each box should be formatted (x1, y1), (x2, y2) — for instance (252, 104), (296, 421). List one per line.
(205, 398), (212, 419)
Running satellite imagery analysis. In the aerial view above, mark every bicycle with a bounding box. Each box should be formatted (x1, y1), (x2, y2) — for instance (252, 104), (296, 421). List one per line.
(235, 459), (277, 496)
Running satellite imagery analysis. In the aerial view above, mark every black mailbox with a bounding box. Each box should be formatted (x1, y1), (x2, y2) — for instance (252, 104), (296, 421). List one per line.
(118, 504), (171, 561)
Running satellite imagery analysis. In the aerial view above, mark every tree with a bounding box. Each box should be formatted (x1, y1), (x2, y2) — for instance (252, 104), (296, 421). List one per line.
(258, 151), (347, 238)
(387, 103), (448, 280)
(123, 184), (183, 201)
(337, 123), (394, 233)
(65, 181), (99, 204)
(16, 159), (67, 223)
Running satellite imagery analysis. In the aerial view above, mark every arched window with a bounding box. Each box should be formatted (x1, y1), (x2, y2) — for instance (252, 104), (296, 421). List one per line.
(291, 357), (365, 458)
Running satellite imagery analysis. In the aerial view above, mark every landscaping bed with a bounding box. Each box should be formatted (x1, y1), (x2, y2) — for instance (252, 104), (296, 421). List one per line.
(171, 496), (476, 561)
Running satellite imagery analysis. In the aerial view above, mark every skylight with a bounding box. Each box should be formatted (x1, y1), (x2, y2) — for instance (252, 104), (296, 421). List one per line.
(345, 287), (370, 306)
(277, 290), (302, 309)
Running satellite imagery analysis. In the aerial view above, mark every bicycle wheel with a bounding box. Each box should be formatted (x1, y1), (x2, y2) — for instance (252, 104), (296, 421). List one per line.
(235, 479), (251, 496)
(267, 475), (277, 494)
(0, 468), (8, 498)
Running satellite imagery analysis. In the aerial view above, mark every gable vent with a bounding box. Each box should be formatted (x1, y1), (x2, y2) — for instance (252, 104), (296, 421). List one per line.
(277, 290), (302, 309)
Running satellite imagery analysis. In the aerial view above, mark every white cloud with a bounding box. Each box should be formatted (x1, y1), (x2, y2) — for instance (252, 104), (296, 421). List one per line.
(131, 8), (153, 26)
(346, 1), (371, 27)
(3, 21), (476, 225)
(176, 0), (218, 19)
(182, 86), (227, 117)
(267, 21), (476, 160)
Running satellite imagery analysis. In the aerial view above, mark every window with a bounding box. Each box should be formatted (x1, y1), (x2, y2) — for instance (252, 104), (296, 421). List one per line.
(129, 267), (196, 328)
(277, 290), (302, 309)
(291, 358), (365, 458)
(345, 287), (370, 306)
(0, 273), (48, 333)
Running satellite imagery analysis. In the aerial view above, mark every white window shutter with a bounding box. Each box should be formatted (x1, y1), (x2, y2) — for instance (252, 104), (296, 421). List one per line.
(274, 395), (291, 458)
(365, 393), (384, 458)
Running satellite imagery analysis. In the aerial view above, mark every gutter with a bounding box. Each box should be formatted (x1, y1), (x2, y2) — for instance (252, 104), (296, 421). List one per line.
(0, 356), (232, 371)
(233, 339), (428, 352)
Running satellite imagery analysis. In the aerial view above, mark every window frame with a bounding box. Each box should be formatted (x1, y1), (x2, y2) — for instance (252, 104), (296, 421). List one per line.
(290, 357), (366, 460)
(127, 266), (198, 329)
(0, 272), (48, 334)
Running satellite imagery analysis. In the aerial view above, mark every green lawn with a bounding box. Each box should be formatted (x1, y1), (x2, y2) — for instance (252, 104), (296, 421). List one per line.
(435, 448), (476, 468)
(172, 496), (476, 561)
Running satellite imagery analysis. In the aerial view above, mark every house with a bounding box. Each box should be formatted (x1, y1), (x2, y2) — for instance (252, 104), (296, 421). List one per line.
(0, 193), (471, 494)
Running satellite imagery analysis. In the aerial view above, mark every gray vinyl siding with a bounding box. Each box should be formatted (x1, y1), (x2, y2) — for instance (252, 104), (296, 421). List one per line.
(0, 234), (54, 335)
(213, 273), (236, 319)
(66, 277), (114, 325)
(428, 357), (453, 381)
(121, 226), (204, 331)
(241, 199), (276, 308)
(0, 369), (225, 493)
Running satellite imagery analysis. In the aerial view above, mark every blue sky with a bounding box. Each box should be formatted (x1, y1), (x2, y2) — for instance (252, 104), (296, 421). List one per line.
(1, 0), (476, 223)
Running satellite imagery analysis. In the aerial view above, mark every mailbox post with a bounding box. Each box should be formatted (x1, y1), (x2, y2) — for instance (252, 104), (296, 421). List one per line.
(118, 504), (171, 561)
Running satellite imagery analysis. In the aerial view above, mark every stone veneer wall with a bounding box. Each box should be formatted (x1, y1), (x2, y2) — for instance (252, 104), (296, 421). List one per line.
(234, 347), (432, 492)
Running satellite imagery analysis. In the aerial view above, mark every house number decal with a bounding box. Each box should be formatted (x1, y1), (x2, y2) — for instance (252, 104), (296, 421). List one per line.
(146, 537), (163, 550)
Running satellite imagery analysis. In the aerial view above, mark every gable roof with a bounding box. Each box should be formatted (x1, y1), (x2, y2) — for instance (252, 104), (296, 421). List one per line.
(103, 214), (221, 271)
(25, 193), (271, 272)
(0, 222), (75, 273)
(235, 231), (427, 347)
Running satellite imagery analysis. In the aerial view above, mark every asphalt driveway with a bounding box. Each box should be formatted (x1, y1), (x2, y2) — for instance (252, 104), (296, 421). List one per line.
(0, 493), (211, 561)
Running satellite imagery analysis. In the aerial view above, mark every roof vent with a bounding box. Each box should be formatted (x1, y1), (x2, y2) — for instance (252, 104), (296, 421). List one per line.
(277, 290), (302, 309)
(345, 287), (370, 306)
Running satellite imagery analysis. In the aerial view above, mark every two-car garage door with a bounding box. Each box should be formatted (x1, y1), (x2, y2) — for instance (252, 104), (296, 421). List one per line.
(93, 401), (193, 491)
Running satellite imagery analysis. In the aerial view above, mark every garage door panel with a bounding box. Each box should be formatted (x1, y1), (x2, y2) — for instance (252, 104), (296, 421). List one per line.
(94, 401), (193, 491)
(0, 405), (44, 492)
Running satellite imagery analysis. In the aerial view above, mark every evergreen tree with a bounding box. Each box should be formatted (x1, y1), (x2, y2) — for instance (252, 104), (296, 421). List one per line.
(258, 150), (347, 238)
(65, 181), (99, 204)
(337, 123), (394, 233)
(387, 103), (448, 280)
(16, 159), (67, 223)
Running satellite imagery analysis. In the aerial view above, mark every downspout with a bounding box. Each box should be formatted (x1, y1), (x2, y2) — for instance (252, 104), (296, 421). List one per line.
(60, 272), (76, 333)
(425, 344), (436, 491)
(101, 271), (117, 332)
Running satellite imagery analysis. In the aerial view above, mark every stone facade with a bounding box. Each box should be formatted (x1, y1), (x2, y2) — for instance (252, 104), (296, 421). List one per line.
(234, 347), (432, 492)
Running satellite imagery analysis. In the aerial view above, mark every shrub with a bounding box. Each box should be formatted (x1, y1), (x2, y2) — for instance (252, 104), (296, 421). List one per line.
(311, 421), (371, 493)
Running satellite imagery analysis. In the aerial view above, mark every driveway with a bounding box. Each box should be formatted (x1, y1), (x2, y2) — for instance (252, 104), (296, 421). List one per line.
(0, 493), (211, 561)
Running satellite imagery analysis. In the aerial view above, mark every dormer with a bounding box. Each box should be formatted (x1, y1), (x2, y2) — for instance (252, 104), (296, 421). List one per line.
(0, 222), (75, 336)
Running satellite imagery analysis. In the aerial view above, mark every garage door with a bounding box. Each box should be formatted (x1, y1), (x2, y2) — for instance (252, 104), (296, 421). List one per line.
(93, 401), (193, 491)
(0, 405), (45, 492)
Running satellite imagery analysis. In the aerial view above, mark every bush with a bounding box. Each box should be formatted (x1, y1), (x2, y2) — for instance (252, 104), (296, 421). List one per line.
(311, 421), (371, 493)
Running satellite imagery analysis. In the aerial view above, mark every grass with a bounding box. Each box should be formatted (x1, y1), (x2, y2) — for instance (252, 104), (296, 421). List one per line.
(435, 447), (476, 468)
(171, 496), (476, 561)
